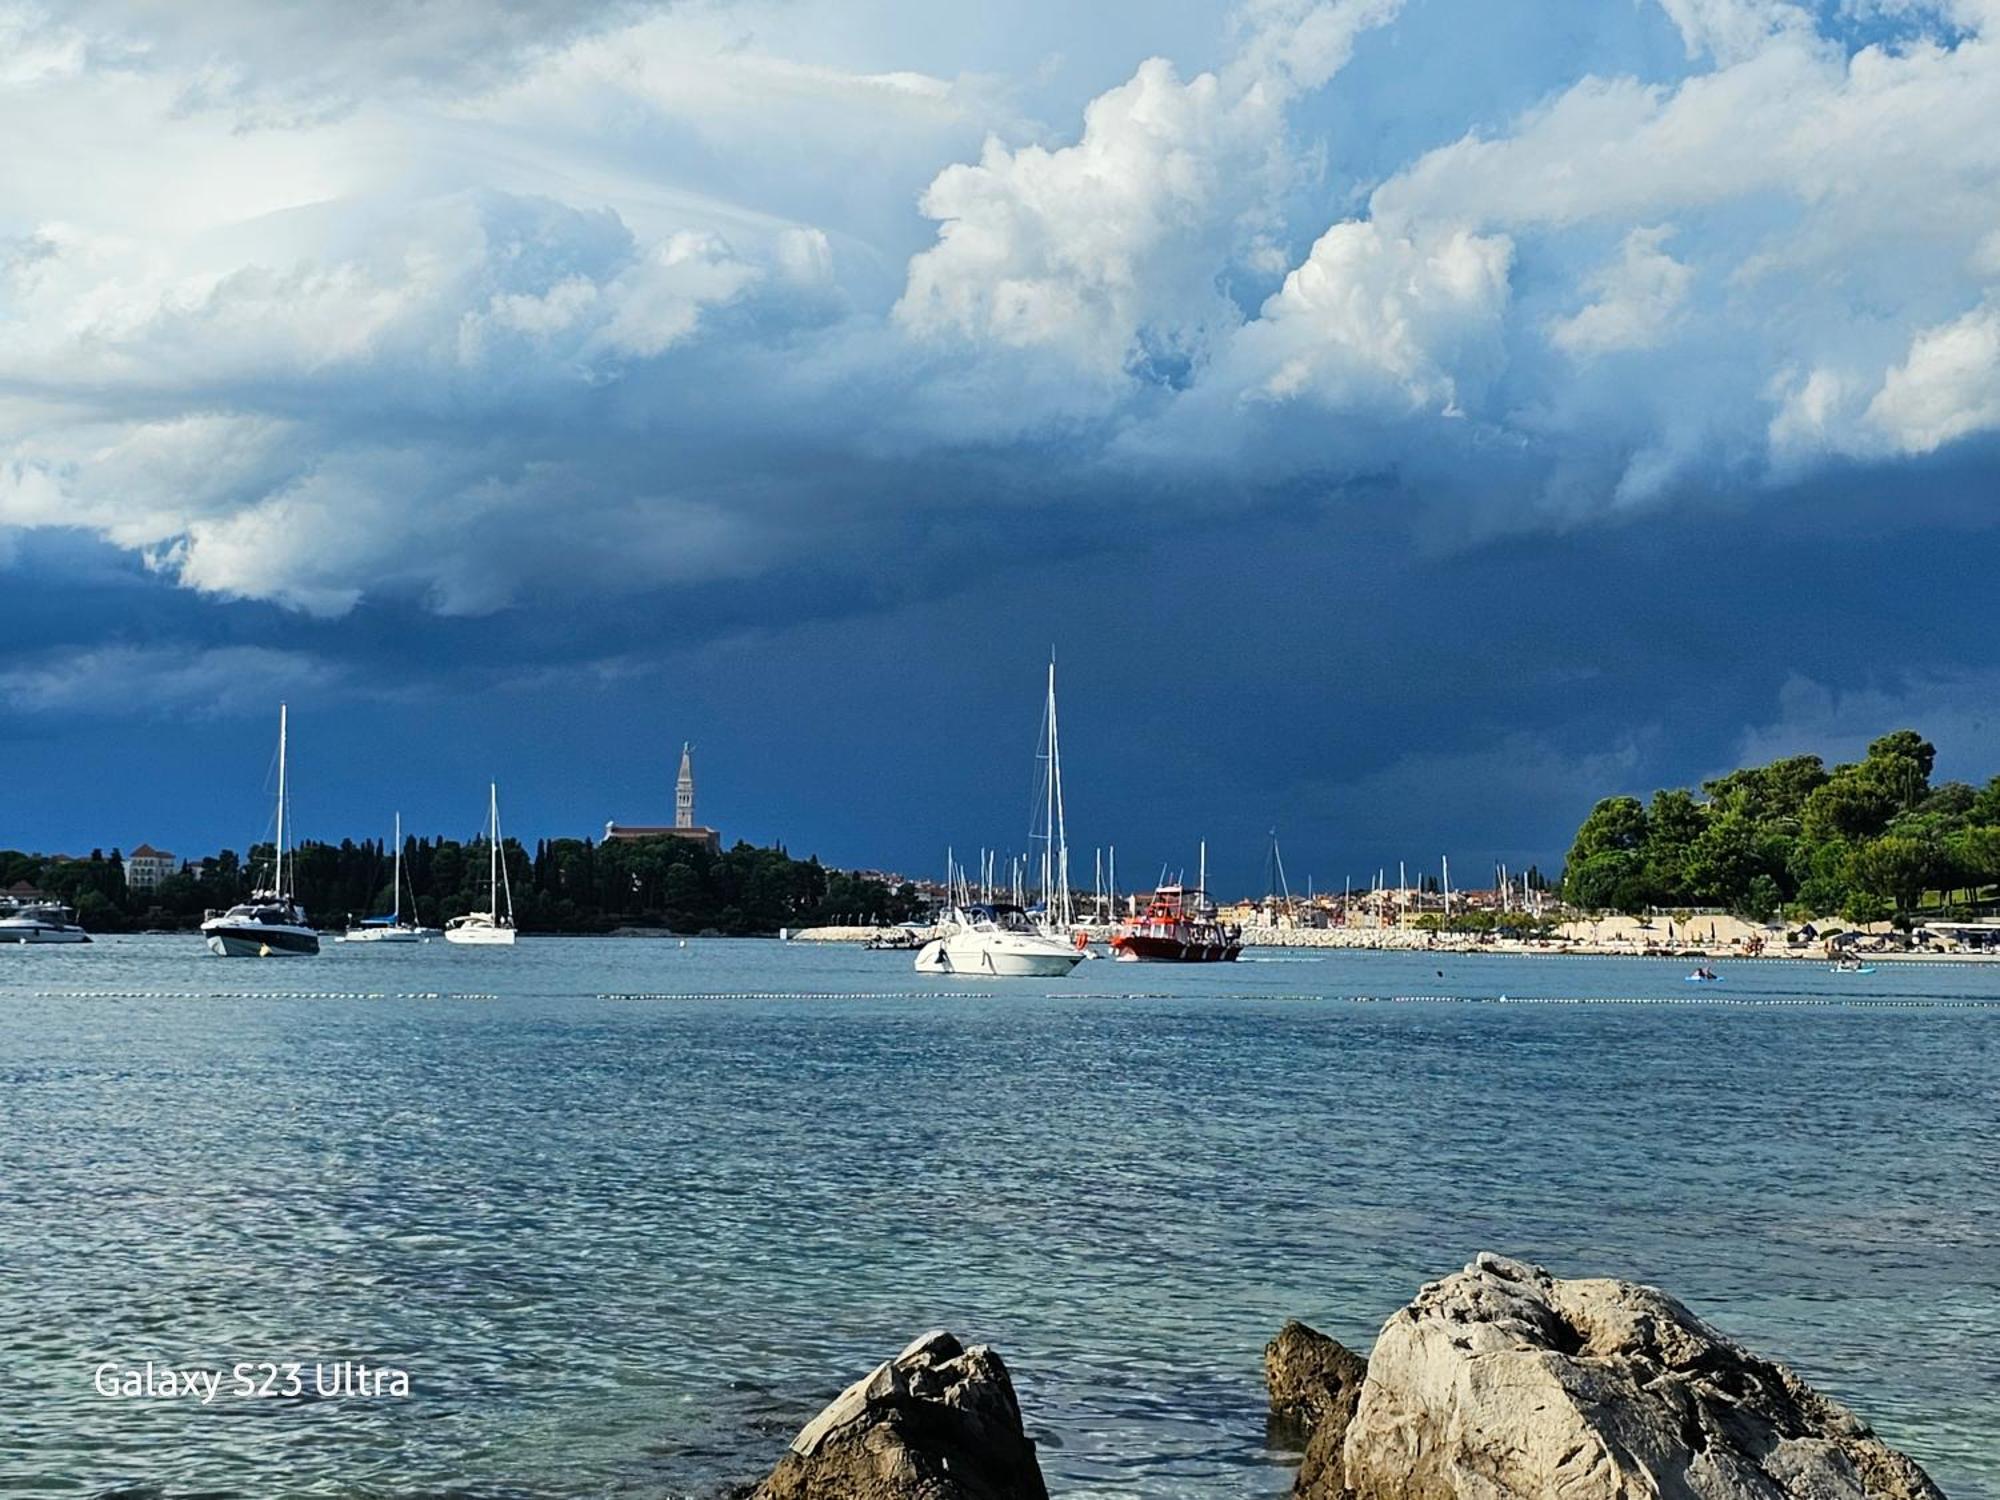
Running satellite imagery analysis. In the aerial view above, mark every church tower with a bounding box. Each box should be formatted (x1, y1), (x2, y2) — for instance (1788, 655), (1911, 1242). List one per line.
(675, 742), (695, 829)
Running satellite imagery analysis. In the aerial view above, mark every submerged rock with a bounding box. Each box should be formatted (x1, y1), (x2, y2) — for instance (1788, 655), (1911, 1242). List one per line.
(1265, 1320), (1369, 1499)
(751, 1330), (1048, 1500)
(1332, 1252), (1946, 1500)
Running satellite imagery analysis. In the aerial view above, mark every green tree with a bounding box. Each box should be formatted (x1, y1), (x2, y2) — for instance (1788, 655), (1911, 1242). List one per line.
(1682, 811), (1765, 908)
(1848, 834), (1938, 916)
(1642, 789), (1705, 903)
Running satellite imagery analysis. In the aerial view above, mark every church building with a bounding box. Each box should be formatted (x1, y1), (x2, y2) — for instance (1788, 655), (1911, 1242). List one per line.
(604, 742), (722, 852)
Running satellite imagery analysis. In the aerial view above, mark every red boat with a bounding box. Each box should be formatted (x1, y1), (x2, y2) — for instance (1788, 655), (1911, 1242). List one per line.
(1110, 883), (1242, 962)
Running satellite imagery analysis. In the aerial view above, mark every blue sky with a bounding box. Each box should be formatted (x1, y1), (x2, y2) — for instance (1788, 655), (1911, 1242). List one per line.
(3, 0), (1999, 893)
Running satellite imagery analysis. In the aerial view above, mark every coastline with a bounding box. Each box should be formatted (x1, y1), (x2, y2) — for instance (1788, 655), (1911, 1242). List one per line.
(786, 922), (2000, 962)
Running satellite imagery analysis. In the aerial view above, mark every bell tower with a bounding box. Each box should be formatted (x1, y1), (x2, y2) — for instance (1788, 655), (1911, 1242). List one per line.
(675, 742), (695, 829)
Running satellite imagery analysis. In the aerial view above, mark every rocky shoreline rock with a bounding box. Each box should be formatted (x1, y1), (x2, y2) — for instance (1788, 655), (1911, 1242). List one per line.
(738, 1260), (1946, 1500)
(1275, 1253), (1946, 1500)
(1265, 1320), (1370, 1498)
(749, 1330), (1047, 1500)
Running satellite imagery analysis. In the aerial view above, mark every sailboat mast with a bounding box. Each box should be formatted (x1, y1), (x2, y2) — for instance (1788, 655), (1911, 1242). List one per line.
(489, 783), (500, 912)
(1045, 659), (1071, 925)
(275, 703), (288, 897)
(392, 812), (402, 923)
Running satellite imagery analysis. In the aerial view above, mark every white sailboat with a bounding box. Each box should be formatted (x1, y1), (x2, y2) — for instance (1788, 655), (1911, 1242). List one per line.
(338, 813), (430, 943)
(202, 704), (320, 957)
(1031, 657), (1078, 945)
(444, 783), (517, 946)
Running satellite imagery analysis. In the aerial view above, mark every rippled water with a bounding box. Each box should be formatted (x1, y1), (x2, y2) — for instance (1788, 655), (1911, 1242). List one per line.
(3, 937), (1996, 1499)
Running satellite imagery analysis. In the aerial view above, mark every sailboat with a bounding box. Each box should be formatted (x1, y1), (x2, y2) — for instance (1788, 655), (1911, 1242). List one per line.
(338, 813), (430, 943)
(1030, 657), (1080, 948)
(201, 704), (320, 957)
(444, 783), (517, 945)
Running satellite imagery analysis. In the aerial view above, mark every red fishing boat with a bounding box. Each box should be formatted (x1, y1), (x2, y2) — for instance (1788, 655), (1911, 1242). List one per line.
(1110, 882), (1242, 963)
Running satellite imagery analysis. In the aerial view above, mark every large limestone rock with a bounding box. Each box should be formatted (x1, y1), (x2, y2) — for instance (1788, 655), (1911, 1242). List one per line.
(1266, 1320), (1369, 1498)
(751, 1330), (1048, 1500)
(1338, 1253), (1946, 1500)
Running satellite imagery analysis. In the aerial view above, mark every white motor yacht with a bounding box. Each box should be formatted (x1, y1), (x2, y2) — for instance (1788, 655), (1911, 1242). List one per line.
(445, 783), (517, 946)
(202, 704), (320, 958)
(0, 902), (92, 944)
(914, 903), (1084, 977)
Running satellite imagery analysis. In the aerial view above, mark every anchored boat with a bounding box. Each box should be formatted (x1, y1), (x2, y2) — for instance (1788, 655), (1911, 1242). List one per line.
(1110, 845), (1241, 962)
(202, 704), (319, 958)
(444, 783), (517, 945)
(339, 812), (430, 943)
(0, 901), (91, 944)
(914, 902), (1085, 977)
(1110, 882), (1243, 962)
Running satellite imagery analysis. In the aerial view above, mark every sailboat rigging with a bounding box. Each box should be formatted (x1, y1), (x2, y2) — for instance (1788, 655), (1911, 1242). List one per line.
(339, 812), (430, 942)
(444, 783), (517, 945)
(201, 704), (320, 957)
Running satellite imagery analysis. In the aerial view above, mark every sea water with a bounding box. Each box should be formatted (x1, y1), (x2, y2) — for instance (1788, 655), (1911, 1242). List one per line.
(2, 937), (1995, 1498)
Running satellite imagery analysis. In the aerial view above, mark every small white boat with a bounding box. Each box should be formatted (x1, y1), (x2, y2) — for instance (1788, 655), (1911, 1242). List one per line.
(203, 704), (319, 958)
(445, 783), (517, 946)
(914, 903), (1084, 977)
(339, 812), (431, 943)
(0, 902), (91, 944)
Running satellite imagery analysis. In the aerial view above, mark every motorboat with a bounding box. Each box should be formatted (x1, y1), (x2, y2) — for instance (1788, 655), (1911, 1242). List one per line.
(202, 704), (319, 958)
(914, 904), (1084, 977)
(339, 812), (430, 943)
(1110, 844), (1242, 963)
(0, 902), (91, 944)
(203, 895), (320, 957)
(444, 782), (517, 946)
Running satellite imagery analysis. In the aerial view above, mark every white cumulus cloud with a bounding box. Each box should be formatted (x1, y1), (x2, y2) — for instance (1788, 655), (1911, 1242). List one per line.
(1549, 226), (1693, 357)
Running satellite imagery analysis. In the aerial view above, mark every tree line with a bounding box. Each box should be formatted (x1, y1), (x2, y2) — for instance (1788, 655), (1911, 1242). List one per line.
(1, 834), (924, 936)
(1560, 729), (2000, 924)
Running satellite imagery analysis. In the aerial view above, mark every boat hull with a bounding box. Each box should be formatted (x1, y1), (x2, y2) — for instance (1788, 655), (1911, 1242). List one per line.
(0, 925), (91, 944)
(914, 938), (1081, 977)
(203, 924), (320, 957)
(444, 925), (517, 946)
(338, 927), (425, 944)
(1110, 934), (1242, 963)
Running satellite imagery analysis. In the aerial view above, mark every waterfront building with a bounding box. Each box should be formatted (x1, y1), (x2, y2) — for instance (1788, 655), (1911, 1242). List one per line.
(123, 843), (179, 892)
(604, 741), (722, 852)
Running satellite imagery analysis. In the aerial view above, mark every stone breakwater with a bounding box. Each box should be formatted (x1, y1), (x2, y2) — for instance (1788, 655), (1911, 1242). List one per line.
(740, 1256), (1946, 1500)
(787, 925), (941, 943)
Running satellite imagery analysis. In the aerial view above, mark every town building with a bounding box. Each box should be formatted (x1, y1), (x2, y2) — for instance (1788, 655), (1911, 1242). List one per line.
(123, 844), (179, 891)
(604, 742), (722, 853)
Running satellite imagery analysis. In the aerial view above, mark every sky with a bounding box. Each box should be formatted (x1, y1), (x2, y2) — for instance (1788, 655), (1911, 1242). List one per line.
(3, 0), (1999, 894)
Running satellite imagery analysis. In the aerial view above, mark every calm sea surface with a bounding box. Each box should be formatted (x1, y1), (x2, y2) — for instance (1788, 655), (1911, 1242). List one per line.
(2, 937), (1996, 1499)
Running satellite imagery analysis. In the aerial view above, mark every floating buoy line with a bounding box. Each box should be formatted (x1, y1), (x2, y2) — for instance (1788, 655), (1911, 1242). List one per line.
(31, 990), (498, 1001)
